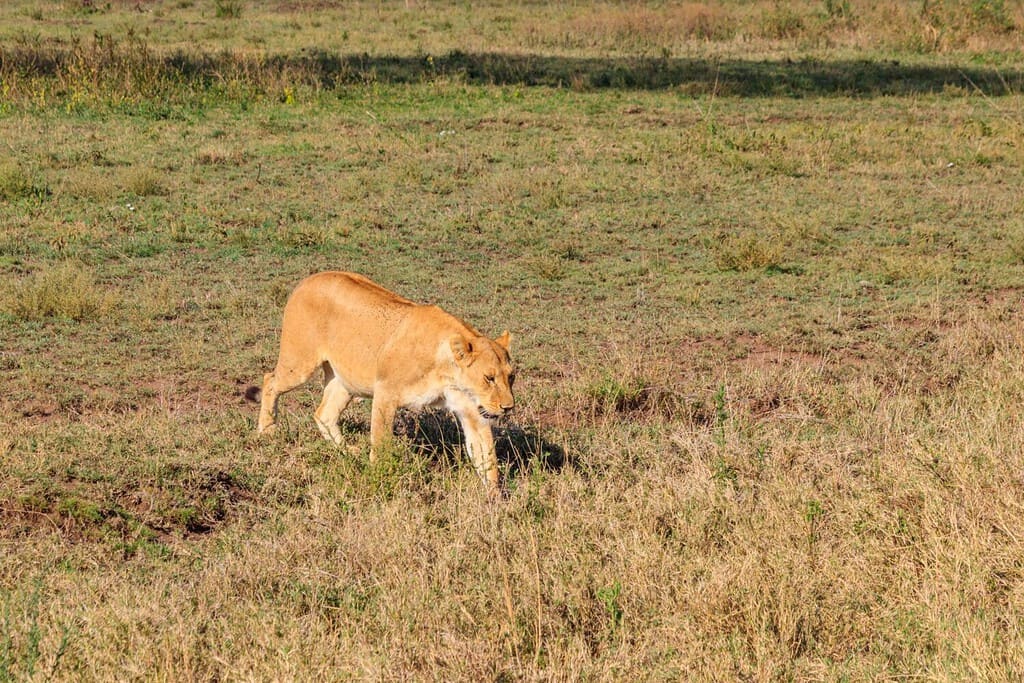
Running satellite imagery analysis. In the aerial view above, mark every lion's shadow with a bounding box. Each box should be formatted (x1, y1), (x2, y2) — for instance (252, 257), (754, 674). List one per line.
(393, 409), (568, 478)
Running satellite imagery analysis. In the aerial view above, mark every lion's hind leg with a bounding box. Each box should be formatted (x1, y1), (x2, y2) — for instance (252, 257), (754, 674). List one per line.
(315, 363), (352, 445)
(257, 371), (281, 435)
(257, 355), (321, 436)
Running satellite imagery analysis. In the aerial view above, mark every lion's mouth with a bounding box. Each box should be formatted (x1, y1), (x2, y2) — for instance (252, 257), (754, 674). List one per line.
(478, 407), (503, 420)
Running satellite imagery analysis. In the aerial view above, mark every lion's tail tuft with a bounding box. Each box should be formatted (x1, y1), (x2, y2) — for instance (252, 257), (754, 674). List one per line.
(243, 385), (262, 403)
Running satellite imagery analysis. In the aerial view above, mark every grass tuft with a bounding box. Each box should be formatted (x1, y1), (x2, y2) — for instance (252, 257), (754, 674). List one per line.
(710, 232), (784, 271)
(2, 261), (117, 321)
(60, 171), (117, 201)
(277, 225), (336, 250)
(586, 373), (653, 416)
(0, 163), (49, 201)
(125, 168), (168, 197)
(759, 3), (807, 39)
(214, 0), (243, 19)
(194, 145), (247, 166)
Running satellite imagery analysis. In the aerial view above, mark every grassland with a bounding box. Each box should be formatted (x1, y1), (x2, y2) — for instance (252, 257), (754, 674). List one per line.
(3, 0), (1024, 680)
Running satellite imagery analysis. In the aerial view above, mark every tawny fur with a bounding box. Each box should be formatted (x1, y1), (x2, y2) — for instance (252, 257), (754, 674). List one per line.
(256, 271), (515, 495)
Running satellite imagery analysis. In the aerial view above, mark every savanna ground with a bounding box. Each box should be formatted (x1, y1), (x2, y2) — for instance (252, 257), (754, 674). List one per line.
(2, 0), (1024, 680)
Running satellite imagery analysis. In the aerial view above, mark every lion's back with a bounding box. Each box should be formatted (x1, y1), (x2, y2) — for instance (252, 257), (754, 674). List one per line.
(277, 272), (454, 393)
(279, 273), (407, 369)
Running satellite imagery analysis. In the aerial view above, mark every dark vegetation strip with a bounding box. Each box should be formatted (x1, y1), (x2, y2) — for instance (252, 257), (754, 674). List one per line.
(2, 35), (1022, 100)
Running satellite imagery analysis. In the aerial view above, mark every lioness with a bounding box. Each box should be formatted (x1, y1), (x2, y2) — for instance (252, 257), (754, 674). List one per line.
(256, 271), (515, 496)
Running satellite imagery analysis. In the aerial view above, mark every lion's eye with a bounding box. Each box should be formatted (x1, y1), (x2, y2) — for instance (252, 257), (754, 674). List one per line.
(485, 375), (495, 384)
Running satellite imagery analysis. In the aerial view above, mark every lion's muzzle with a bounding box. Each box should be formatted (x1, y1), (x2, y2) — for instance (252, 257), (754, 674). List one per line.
(479, 405), (512, 420)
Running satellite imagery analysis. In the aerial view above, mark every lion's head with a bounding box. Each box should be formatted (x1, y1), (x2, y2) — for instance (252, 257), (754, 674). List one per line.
(450, 331), (515, 420)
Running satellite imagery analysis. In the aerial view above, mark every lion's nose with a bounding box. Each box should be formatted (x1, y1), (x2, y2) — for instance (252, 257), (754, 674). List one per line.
(501, 401), (514, 413)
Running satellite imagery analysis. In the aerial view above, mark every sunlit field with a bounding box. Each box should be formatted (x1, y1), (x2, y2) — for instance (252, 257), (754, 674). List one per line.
(3, 1), (1024, 679)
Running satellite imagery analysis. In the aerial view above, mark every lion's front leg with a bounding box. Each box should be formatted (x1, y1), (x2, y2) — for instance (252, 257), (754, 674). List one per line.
(457, 411), (501, 497)
(369, 395), (399, 464)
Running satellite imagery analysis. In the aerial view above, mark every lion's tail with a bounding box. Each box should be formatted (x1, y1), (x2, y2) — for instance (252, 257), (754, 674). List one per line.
(243, 386), (262, 403)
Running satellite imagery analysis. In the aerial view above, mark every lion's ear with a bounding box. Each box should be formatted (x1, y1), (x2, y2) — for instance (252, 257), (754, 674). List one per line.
(495, 330), (512, 351)
(450, 335), (475, 363)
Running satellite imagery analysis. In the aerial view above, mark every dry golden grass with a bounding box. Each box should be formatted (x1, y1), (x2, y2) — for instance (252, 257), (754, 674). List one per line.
(5, 303), (1024, 679)
(560, 3), (736, 49)
(58, 171), (117, 201)
(520, 0), (1024, 57)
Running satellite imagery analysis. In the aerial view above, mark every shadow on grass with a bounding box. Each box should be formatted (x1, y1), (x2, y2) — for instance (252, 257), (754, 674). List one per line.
(291, 50), (1024, 97)
(4, 42), (1023, 97)
(395, 409), (569, 480)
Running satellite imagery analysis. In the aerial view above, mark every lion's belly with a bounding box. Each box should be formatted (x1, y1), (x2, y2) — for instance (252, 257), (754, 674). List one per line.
(323, 360), (376, 399)
(402, 389), (446, 411)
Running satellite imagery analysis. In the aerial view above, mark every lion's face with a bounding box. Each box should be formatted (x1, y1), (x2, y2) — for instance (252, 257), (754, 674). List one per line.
(451, 331), (515, 420)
